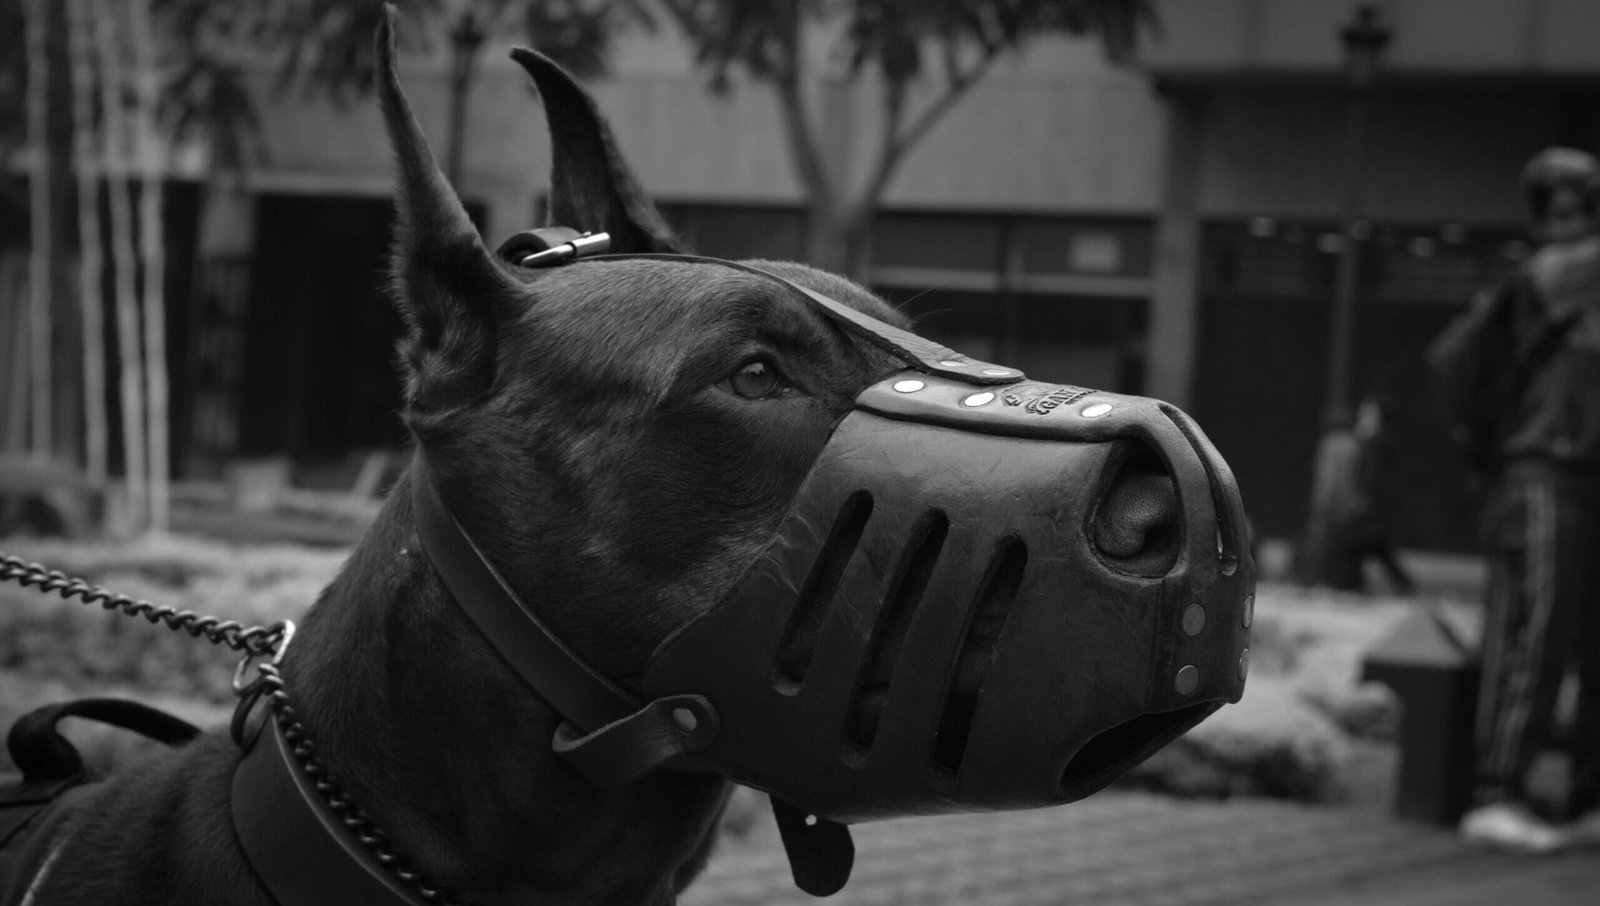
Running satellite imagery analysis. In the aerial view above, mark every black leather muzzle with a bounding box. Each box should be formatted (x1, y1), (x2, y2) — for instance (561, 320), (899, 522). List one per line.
(641, 372), (1250, 823)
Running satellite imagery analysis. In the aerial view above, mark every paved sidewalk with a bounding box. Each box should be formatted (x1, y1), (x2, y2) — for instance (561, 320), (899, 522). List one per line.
(685, 792), (1599, 906)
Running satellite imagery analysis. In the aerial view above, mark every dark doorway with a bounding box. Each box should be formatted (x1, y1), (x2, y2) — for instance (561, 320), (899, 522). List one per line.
(240, 193), (408, 460)
(1193, 220), (1522, 552)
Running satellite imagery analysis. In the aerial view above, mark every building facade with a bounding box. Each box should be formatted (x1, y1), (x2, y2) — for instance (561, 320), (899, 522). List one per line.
(14, 0), (1591, 550)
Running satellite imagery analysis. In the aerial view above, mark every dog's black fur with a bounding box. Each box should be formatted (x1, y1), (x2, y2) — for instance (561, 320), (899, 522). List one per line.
(23, 12), (921, 906)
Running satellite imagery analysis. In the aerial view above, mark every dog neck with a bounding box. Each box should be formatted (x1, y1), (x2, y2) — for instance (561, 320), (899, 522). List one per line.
(280, 472), (731, 905)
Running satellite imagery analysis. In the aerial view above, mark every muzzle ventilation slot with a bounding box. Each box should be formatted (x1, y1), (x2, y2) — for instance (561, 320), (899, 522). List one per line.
(843, 509), (950, 763)
(933, 537), (1028, 777)
(1159, 404), (1240, 578)
(1058, 703), (1218, 794)
(776, 490), (874, 693)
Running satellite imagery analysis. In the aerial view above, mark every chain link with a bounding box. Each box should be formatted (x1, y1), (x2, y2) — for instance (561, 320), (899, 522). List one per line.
(1, 553), (288, 658)
(254, 664), (465, 906)
(1, 550), (466, 906)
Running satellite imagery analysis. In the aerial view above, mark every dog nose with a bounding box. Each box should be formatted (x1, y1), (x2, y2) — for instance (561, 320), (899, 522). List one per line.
(1091, 445), (1180, 576)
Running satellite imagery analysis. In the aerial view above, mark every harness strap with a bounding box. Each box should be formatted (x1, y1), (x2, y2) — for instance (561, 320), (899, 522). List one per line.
(231, 703), (426, 906)
(409, 457), (638, 735)
(8, 699), (198, 782)
(411, 457), (721, 783)
(576, 253), (1027, 387)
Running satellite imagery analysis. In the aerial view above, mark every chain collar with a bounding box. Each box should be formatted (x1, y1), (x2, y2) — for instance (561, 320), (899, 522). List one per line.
(231, 681), (454, 906)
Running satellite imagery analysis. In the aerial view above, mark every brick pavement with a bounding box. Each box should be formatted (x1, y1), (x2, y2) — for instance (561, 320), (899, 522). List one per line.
(684, 791), (1599, 906)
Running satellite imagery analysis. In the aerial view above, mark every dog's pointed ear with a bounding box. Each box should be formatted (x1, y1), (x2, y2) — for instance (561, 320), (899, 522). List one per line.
(376, 5), (524, 414)
(511, 47), (682, 254)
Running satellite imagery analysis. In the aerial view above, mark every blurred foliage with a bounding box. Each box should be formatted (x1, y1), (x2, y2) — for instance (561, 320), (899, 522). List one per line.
(253, 0), (640, 102)
(654, 0), (1154, 90)
(0, 0), (640, 171)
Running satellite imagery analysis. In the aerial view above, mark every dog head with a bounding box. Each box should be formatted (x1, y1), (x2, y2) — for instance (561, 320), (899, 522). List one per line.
(376, 16), (916, 686)
(373, 9), (1248, 883)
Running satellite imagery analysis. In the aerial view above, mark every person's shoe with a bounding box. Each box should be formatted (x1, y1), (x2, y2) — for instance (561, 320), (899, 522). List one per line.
(1460, 801), (1567, 854)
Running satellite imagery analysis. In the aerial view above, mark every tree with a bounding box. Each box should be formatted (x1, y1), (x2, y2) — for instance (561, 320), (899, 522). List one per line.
(132, 0), (172, 531)
(2, 0), (257, 532)
(654, 0), (1156, 277)
(66, 0), (106, 488)
(261, 0), (633, 186)
(96, 0), (150, 530)
(24, 0), (53, 458)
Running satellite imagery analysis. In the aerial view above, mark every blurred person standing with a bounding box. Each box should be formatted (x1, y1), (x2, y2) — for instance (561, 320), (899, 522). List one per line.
(1303, 393), (1415, 594)
(1428, 147), (1600, 852)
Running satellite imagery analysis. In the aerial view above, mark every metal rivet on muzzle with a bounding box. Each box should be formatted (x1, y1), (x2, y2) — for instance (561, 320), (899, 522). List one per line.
(672, 707), (699, 732)
(962, 392), (995, 407)
(1243, 595), (1254, 628)
(1238, 649), (1250, 682)
(1182, 604), (1206, 636)
(1081, 403), (1112, 418)
(893, 380), (925, 393)
(1174, 665), (1199, 696)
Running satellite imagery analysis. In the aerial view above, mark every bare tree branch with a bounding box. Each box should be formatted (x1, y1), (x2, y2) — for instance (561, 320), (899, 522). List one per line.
(851, 43), (999, 225)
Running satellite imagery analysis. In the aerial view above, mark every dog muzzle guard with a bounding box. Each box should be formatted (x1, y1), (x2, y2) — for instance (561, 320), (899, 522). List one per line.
(410, 229), (1254, 897)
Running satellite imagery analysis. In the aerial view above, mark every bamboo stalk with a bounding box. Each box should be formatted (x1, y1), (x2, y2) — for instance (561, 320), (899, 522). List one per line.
(24, 0), (53, 458)
(131, 0), (168, 531)
(96, 0), (148, 531)
(68, 0), (108, 489)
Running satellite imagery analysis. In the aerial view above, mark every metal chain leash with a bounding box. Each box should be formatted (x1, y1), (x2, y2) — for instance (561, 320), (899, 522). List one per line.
(1, 552), (287, 658)
(1, 550), (467, 906)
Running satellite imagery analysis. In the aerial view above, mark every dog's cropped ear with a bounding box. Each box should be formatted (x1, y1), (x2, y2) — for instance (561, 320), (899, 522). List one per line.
(376, 5), (525, 414)
(511, 48), (682, 254)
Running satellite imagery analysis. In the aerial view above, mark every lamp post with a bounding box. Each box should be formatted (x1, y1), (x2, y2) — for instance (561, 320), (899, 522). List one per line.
(1302, 4), (1391, 587)
(1321, 4), (1391, 427)
(446, 7), (487, 188)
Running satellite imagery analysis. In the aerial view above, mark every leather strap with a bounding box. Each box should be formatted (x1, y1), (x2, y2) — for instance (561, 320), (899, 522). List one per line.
(412, 459), (727, 783)
(8, 698), (199, 782)
(232, 705), (426, 906)
(561, 253), (1027, 387)
(550, 693), (718, 786)
(771, 797), (854, 897)
(410, 458), (639, 735)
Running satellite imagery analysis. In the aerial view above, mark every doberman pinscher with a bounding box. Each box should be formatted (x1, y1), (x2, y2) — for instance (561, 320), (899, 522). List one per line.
(1, 7), (1252, 905)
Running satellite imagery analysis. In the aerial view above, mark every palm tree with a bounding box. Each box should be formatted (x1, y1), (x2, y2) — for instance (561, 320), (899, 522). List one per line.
(23, 0), (52, 458)
(66, 0), (107, 488)
(265, 0), (629, 186)
(655, 0), (1156, 277)
(131, 0), (171, 531)
(96, 0), (149, 530)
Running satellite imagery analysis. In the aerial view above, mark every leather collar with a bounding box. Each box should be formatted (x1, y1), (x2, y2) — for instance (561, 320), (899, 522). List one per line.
(231, 703), (427, 906)
(409, 457), (718, 787)
(409, 454), (640, 734)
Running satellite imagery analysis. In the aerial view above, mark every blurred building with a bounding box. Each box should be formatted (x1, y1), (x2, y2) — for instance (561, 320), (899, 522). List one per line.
(1135, 0), (1600, 552)
(4, 0), (1594, 551)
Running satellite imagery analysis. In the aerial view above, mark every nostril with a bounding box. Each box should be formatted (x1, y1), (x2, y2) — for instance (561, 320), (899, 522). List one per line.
(1092, 447), (1179, 576)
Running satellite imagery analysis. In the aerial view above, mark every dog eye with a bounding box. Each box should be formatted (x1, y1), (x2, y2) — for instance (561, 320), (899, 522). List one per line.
(722, 359), (790, 400)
